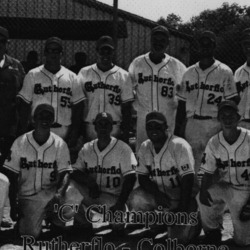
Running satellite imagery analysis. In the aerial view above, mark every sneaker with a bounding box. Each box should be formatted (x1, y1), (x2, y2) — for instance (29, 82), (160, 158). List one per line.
(202, 229), (222, 245)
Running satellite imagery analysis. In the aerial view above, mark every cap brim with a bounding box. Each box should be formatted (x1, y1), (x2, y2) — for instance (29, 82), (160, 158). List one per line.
(98, 44), (114, 49)
(146, 119), (165, 124)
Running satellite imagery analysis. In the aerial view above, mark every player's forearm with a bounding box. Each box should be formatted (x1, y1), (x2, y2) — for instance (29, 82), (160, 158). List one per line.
(174, 100), (186, 137)
(139, 174), (160, 195)
(71, 169), (97, 188)
(71, 101), (84, 134)
(57, 172), (70, 196)
(116, 173), (136, 205)
(178, 173), (194, 212)
(228, 95), (240, 105)
(17, 97), (31, 134)
(121, 101), (133, 136)
(200, 172), (214, 196)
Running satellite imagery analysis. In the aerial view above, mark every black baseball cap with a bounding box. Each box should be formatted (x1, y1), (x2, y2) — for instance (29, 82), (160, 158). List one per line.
(0, 26), (9, 39)
(146, 111), (167, 124)
(151, 26), (169, 37)
(93, 112), (116, 125)
(218, 100), (239, 115)
(199, 31), (217, 43)
(34, 103), (55, 118)
(96, 36), (115, 50)
(45, 37), (63, 50)
(241, 28), (250, 41)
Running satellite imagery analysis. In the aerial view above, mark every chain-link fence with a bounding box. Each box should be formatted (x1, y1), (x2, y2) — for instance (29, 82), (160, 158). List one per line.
(0, 0), (191, 70)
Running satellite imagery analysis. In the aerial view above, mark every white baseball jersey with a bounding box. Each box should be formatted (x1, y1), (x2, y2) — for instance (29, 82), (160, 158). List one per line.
(137, 134), (195, 200)
(200, 127), (250, 190)
(177, 60), (237, 118)
(73, 137), (137, 196)
(235, 63), (250, 119)
(129, 52), (186, 123)
(3, 131), (72, 196)
(17, 65), (86, 126)
(78, 64), (134, 123)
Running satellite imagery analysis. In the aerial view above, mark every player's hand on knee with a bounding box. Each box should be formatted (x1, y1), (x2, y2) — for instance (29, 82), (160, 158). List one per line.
(199, 190), (213, 207)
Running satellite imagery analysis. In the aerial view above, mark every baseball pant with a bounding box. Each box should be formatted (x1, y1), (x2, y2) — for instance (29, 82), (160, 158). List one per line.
(85, 123), (121, 142)
(18, 188), (56, 238)
(53, 180), (123, 232)
(127, 187), (201, 245)
(197, 182), (250, 246)
(185, 117), (221, 175)
(0, 173), (9, 225)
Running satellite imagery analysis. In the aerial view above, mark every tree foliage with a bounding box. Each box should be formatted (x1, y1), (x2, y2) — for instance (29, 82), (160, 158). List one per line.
(157, 3), (250, 71)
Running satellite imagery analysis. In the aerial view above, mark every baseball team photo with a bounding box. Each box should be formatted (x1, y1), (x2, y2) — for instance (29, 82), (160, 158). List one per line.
(0, 0), (250, 249)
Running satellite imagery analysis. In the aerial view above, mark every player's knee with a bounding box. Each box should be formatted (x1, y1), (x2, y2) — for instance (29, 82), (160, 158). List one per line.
(0, 173), (9, 189)
(20, 227), (41, 239)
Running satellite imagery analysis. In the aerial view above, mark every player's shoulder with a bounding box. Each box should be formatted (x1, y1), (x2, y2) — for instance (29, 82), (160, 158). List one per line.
(182, 63), (198, 77)
(78, 64), (96, 76)
(116, 138), (134, 152)
(50, 132), (67, 147)
(235, 63), (246, 76)
(168, 55), (186, 67)
(81, 139), (96, 153)
(170, 134), (192, 150)
(139, 139), (153, 152)
(130, 53), (147, 65)
(5, 54), (22, 66)
(61, 66), (77, 76)
(26, 65), (43, 75)
(114, 65), (129, 75)
(215, 60), (233, 73)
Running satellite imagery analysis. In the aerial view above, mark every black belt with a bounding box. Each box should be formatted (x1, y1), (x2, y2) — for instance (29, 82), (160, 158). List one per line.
(241, 119), (250, 123)
(51, 122), (62, 128)
(193, 115), (213, 120)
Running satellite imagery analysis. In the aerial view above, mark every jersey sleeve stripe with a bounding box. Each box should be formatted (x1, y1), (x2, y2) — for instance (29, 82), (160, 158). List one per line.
(180, 170), (194, 178)
(122, 169), (135, 176)
(72, 96), (86, 105)
(224, 92), (238, 99)
(16, 94), (31, 104)
(176, 94), (186, 101)
(137, 171), (150, 175)
(3, 164), (19, 174)
(122, 98), (135, 104)
(58, 167), (73, 174)
(199, 167), (214, 174)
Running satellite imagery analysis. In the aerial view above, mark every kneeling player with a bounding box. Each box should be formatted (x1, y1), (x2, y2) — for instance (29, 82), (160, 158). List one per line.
(2, 104), (72, 239)
(56, 112), (137, 233)
(198, 100), (250, 246)
(128, 111), (201, 244)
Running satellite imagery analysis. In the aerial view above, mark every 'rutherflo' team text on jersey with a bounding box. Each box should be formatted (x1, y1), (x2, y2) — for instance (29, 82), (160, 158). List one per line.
(137, 134), (195, 200)
(18, 65), (85, 126)
(73, 137), (137, 196)
(200, 128), (250, 190)
(78, 64), (134, 123)
(3, 132), (72, 196)
(129, 53), (186, 126)
(235, 63), (250, 119)
(177, 60), (237, 118)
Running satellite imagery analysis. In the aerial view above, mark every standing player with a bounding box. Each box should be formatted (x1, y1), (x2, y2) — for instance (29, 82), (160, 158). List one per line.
(198, 100), (250, 246)
(55, 112), (137, 232)
(78, 36), (134, 143)
(0, 26), (25, 228)
(129, 25), (186, 152)
(235, 28), (250, 130)
(17, 37), (85, 147)
(1, 104), (72, 239)
(176, 30), (239, 176)
(128, 111), (200, 244)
